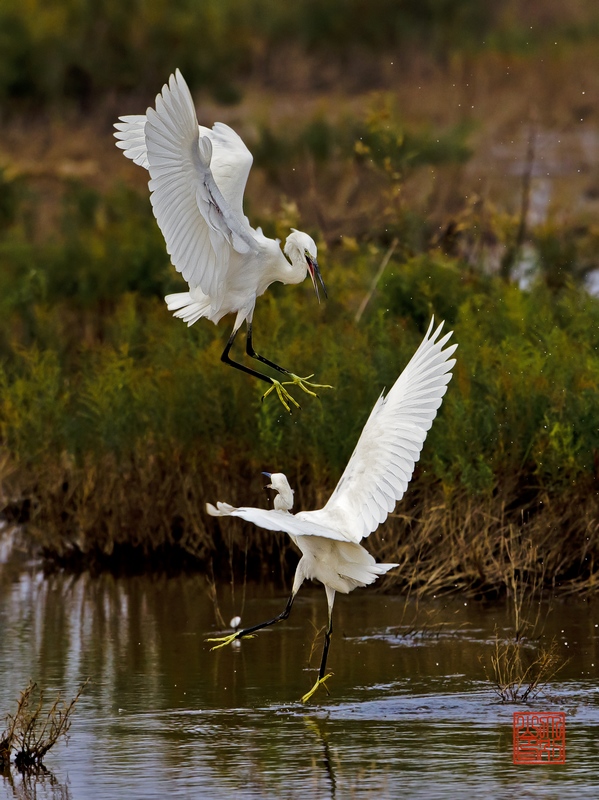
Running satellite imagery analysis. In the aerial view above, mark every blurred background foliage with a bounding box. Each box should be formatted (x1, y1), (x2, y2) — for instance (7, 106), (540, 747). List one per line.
(1, 0), (599, 590)
(0, 0), (598, 108)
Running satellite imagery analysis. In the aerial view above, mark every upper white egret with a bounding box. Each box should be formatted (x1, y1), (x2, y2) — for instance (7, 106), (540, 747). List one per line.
(114, 69), (329, 412)
(206, 317), (457, 702)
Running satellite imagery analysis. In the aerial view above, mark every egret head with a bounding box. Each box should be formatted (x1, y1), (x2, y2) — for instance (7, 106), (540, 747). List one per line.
(262, 471), (294, 512)
(284, 229), (327, 302)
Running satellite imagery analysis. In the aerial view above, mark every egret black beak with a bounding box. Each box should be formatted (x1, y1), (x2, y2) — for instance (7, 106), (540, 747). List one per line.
(262, 471), (272, 488)
(307, 256), (327, 303)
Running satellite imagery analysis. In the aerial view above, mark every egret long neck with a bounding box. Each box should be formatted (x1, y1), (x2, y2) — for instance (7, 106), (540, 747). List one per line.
(281, 252), (307, 286)
(274, 487), (294, 511)
(258, 241), (306, 293)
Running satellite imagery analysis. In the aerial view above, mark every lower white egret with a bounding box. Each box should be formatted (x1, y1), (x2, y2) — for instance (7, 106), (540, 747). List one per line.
(207, 318), (457, 702)
(114, 69), (329, 412)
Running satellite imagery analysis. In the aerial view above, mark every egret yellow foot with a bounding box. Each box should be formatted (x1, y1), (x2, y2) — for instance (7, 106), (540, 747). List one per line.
(283, 374), (334, 399)
(261, 379), (301, 413)
(300, 673), (334, 703)
(207, 632), (256, 650)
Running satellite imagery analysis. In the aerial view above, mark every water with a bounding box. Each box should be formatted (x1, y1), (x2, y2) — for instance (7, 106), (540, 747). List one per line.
(1, 548), (599, 799)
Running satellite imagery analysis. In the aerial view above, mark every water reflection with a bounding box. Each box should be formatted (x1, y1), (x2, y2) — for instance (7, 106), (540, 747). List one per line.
(2, 767), (72, 800)
(1, 560), (599, 799)
(304, 718), (338, 798)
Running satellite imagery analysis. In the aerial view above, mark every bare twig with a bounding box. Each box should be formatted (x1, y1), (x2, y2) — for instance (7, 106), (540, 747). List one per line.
(354, 238), (399, 323)
(2, 679), (90, 772)
(205, 563), (227, 630)
(483, 634), (567, 703)
(500, 108), (537, 281)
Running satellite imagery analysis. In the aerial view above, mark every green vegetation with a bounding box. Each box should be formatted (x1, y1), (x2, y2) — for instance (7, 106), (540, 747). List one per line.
(1, 162), (599, 596)
(1, 0), (598, 109)
(2, 0), (599, 597)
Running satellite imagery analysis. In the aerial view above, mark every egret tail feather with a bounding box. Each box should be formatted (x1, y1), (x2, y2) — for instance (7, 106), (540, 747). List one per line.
(165, 291), (211, 326)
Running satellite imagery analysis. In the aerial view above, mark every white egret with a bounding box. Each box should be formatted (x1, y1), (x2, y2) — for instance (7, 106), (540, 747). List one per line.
(114, 70), (329, 412)
(207, 318), (457, 702)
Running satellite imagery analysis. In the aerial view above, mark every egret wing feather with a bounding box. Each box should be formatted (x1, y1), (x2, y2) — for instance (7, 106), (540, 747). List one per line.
(144, 69), (257, 299)
(115, 119), (252, 223)
(114, 115), (149, 169)
(310, 318), (457, 543)
(206, 122), (253, 225)
(206, 503), (353, 543)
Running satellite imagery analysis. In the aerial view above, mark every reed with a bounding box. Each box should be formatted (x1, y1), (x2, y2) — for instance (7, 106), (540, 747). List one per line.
(3, 446), (599, 597)
(0, 680), (89, 773)
(484, 635), (566, 703)
(2, 206), (599, 595)
(2, 60), (599, 596)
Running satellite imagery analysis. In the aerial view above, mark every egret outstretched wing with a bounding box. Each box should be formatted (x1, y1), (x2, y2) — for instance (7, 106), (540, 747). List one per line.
(204, 318), (456, 701)
(206, 503), (353, 543)
(205, 122), (253, 225)
(144, 70), (257, 299)
(114, 116), (253, 223)
(307, 318), (457, 542)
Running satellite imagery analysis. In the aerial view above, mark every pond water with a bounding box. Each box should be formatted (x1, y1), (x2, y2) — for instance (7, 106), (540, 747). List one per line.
(1, 545), (599, 799)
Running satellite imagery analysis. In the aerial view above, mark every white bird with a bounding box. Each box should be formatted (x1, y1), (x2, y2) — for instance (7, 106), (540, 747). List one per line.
(114, 69), (329, 412)
(206, 318), (457, 702)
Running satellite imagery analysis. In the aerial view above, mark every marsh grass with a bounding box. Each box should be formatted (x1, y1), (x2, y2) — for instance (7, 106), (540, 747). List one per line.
(2, 41), (599, 597)
(478, 521), (570, 701)
(1, 680), (89, 772)
(373, 483), (599, 598)
(484, 635), (566, 703)
(4, 451), (599, 597)
(1, 212), (599, 594)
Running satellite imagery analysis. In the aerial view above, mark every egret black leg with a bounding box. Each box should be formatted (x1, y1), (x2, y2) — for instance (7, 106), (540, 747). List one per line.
(301, 589), (335, 703)
(247, 321), (333, 405)
(245, 322), (291, 375)
(222, 323), (329, 412)
(207, 593), (296, 650)
(318, 614), (333, 680)
(221, 325), (274, 384)
(236, 593), (295, 637)
(221, 325), (302, 412)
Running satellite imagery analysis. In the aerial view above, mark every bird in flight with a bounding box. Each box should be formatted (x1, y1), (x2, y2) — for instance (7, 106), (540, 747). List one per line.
(206, 318), (457, 702)
(114, 69), (329, 412)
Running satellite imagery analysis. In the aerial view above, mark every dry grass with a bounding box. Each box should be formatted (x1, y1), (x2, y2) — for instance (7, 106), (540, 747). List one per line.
(1, 680), (89, 772)
(483, 635), (567, 703)
(2, 40), (599, 244)
(2, 36), (599, 596)
(5, 442), (599, 598)
(370, 482), (599, 599)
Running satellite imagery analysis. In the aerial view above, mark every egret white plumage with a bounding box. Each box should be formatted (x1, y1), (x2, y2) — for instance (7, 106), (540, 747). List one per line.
(114, 69), (329, 412)
(207, 318), (457, 702)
